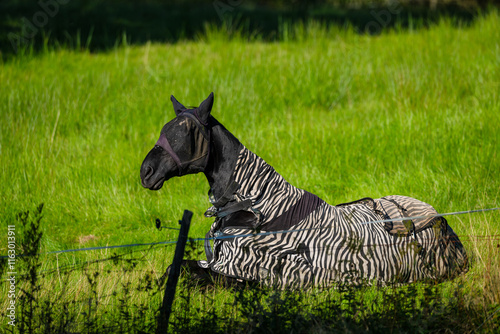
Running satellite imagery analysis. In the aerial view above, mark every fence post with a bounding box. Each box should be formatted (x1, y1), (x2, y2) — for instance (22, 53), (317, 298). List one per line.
(157, 210), (193, 333)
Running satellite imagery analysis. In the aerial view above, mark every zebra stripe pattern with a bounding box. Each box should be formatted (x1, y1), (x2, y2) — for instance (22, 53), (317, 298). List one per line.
(204, 146), (468, 288)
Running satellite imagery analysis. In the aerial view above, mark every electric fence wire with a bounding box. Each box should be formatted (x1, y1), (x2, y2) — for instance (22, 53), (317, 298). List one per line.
(2, 206), (499, 259)
(474, 305), (500, 333)
(5, 245), (167, 279)
(4, 232), (499, 280)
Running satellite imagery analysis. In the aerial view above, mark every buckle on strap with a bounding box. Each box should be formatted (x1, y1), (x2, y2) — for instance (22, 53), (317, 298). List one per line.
(204, 198), (254, 219)
(204, 206), (218, 218)
(215, 199), (253, 218)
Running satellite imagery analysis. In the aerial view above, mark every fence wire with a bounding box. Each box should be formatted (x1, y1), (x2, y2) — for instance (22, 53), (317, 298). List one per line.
(2, 206), (498, 260)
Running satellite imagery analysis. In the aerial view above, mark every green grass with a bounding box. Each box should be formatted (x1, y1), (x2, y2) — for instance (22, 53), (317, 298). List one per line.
(0, 11), (499, 333)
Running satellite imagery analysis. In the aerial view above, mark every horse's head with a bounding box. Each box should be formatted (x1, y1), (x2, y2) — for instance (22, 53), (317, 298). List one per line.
(140, 93), (214, 190)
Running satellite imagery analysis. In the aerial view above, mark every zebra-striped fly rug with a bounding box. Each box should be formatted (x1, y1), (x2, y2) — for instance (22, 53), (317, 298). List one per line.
(141, 92), (468, 288)
(200, 146), (468, 288)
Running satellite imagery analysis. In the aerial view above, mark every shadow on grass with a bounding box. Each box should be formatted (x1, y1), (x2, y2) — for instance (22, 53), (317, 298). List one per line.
(0, 0), (486, 60)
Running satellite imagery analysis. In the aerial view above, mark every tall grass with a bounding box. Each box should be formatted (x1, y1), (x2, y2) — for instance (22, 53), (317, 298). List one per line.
(0, 10), (499, 333)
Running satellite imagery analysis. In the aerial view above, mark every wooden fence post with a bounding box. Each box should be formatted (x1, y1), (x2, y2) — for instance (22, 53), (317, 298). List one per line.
(157, 210), (193, 333)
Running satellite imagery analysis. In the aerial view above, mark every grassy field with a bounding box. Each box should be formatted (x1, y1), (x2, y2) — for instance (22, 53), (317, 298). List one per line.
(0, 10), (499, 333)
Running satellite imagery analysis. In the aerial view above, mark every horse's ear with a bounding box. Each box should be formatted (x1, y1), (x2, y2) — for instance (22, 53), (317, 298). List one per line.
(197, 92), (214, 124)
(171, 95), (187, 116)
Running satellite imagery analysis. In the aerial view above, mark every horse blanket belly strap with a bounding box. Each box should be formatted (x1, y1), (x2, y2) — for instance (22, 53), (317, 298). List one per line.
(200, 146), (468, 288)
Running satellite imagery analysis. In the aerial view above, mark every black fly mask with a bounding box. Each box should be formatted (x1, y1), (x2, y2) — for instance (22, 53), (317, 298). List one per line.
(155, 109), (211, 176)
(141, 92), (224, 191)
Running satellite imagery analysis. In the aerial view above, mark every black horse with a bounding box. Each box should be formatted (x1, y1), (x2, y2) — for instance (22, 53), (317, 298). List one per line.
(141, 93), (468, 288)
(141, 92), (249, 286)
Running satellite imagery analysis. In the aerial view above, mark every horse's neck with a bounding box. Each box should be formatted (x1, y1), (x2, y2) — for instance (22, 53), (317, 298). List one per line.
(203, 118), (242, 200)
(204, 118), (297, 212)
(231, 147), (303, 222)
(232, 146), (278, 195)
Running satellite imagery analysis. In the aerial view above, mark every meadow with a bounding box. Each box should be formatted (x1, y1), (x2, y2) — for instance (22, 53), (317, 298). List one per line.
(0, 10), (499, 333)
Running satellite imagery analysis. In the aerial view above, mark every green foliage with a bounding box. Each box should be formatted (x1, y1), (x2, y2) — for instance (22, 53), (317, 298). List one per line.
(16, 205), (44, 333)
(0, 0), (485, 58)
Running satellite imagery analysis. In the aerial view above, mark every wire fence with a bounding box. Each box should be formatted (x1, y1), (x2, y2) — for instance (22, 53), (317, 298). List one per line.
(2, 206), (498, 260)
(0, 205), (498, 283)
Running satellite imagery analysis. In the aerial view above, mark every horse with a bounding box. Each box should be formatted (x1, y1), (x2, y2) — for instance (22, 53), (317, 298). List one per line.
(140, 93), (468, 288)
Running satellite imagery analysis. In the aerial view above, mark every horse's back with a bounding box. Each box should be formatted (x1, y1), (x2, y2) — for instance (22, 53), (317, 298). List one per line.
(324, 195), (468, 283)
